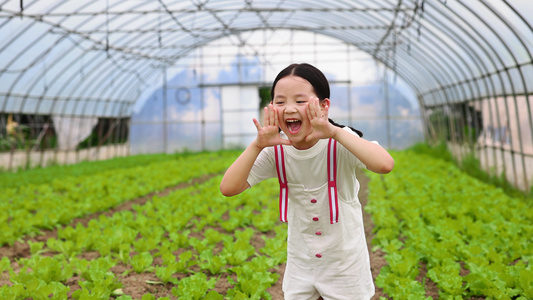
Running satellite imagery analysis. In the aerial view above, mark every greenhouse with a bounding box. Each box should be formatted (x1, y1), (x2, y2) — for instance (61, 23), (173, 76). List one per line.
(0, 0), (532, 299)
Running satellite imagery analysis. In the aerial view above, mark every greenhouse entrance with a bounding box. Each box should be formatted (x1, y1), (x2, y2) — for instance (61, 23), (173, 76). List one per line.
(128, 31), (424, 156)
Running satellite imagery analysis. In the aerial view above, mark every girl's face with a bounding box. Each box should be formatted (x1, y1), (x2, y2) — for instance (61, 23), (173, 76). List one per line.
(272, 75), (325, 149)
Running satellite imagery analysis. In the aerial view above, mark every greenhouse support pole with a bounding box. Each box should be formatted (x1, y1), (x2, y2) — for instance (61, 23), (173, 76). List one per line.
(200, 47), (206, 151)
(384, 69), (392, 149)
(163, 66), (168, 153)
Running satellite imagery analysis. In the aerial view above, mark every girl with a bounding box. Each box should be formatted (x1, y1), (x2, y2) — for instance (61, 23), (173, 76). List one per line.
(220, 63), (394, 300)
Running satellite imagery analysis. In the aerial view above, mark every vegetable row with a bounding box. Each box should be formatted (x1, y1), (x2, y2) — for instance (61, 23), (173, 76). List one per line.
(366, 151), (533, 299)
(0, 151), (240, 246)
(0, 152), (186, 190)
(1, 175), (287, 299)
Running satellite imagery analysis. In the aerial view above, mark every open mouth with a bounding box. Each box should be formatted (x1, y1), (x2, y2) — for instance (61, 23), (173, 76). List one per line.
(286, 119), (302, 134)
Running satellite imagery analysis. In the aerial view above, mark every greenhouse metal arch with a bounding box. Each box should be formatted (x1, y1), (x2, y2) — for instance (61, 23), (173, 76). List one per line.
(0, 0), (532, 191)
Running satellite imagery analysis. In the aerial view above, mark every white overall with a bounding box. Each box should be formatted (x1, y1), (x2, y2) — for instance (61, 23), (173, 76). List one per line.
(274, 139), (375, 300)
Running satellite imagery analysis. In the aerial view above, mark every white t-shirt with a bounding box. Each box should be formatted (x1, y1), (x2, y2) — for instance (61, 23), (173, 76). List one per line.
(247, 129), (367, 200)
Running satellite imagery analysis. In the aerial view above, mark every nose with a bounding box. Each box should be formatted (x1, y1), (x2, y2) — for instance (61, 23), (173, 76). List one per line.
(284, 102), (297, 113)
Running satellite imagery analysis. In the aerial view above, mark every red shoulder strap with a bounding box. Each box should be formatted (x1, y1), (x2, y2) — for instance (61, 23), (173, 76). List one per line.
(274, 145), (289, 222)
(328, 139), (339, 224)
(275, 139), (339, 224)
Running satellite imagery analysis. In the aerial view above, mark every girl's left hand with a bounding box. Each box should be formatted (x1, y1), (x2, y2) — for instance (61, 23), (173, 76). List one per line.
(305, 97), (337, 142)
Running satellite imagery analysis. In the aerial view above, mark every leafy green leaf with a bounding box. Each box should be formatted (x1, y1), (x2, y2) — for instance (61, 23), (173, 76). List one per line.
(130, 252), (154, 273)
(171, 272), (217, 300)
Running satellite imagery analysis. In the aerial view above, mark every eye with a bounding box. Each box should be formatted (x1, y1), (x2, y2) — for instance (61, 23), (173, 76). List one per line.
(274, 101), (285, 105)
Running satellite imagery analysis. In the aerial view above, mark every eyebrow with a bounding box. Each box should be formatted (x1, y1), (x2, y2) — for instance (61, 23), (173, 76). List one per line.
(274, 93), (308, 99)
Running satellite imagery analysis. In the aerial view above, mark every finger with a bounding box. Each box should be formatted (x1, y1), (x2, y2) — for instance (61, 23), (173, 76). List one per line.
(262, 106), (269, 126)
(271, 105), (278, 127)
(253, 118), (262, 131)
(309, 97), (316, 117)
(267, 105), (275, 126)
(313, 97), (322, 118)
(268, 104), (275, 126)
(316, 98), (325, 118)
(307, 97), (317, 119)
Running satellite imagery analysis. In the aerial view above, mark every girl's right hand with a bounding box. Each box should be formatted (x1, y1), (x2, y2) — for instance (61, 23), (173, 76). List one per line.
(252, 104), (292, 149)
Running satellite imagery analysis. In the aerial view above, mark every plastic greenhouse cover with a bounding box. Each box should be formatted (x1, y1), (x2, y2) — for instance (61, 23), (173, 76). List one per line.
(0, 0), (532, 119)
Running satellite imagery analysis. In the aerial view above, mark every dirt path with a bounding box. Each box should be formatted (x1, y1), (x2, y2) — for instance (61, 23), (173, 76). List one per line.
(358, 170), (388, 299)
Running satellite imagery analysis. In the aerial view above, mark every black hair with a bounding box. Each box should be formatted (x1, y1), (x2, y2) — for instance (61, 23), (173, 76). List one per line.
(328, 118), (363, 138)
(271, 63), (363, 137)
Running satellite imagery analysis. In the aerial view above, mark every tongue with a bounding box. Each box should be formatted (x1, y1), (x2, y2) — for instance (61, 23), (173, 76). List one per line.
(287, 121), (302, 133)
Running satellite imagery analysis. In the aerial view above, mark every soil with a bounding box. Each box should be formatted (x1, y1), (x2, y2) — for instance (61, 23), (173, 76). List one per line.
(357, 170), (388, 300)
(0, 170), (440, 299)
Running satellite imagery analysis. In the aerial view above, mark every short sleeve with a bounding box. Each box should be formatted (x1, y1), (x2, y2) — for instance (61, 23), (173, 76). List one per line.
(339, 126), (380, 170)
(247, 146), (277, 187)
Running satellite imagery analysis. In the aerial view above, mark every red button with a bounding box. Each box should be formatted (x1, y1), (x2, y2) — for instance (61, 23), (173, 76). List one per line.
(315, 254), (322, 258)
(311, 199), (317, 203)
(312, 217), (319, 221)
(315, 231), (322, 235)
